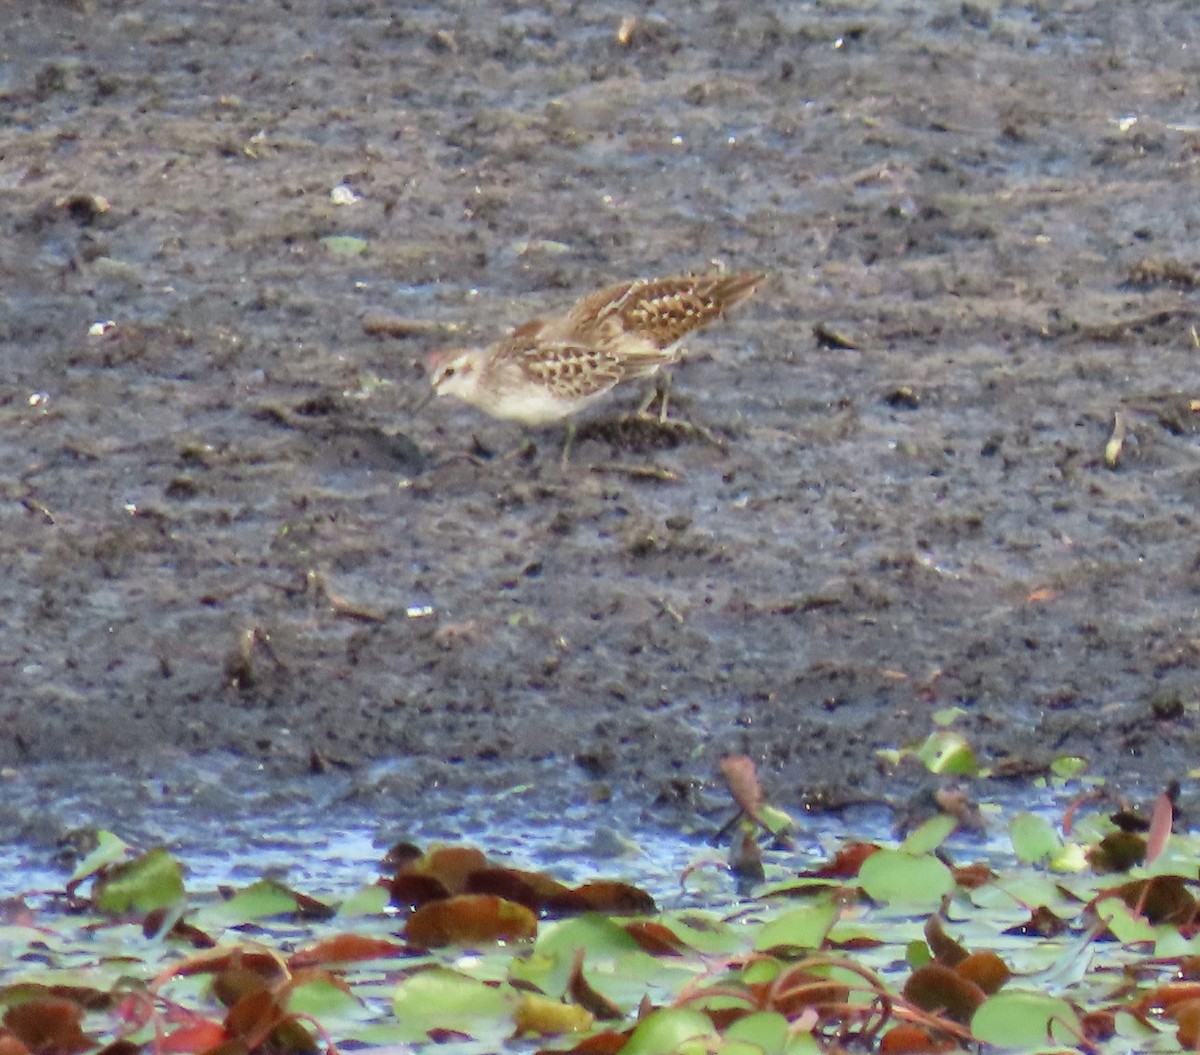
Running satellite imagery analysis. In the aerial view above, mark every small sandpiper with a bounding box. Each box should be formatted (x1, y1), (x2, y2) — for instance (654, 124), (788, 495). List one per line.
(424, 271), (765, 442)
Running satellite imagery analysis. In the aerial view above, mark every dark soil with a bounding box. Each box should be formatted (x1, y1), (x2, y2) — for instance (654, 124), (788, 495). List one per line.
(3, 0), (1200, 825)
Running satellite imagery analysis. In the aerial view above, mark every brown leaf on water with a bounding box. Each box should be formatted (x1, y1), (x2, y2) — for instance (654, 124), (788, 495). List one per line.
(1002, 904), (1068, 938)
(465, 866), (572, 910)
(389, 873), (451, 909)
(1146, 790), (1174, 864)
(924, 916), (968, 967)
(287, 932), (407, 968)
(803, 842), (881, 879)
(405, 893), (537, 947)
(3, 999), (93, 1055)
(420, 846), (491, 890)
(879, 1022), (958, 1053)
(544, 881), (656, 916)
(953, 951), (1010, 995)
(623, 920), (688, 956)
(1106, 875), (1196, 926)
(550, 1028), (630, 1055)
(567, 949), (624, 1021)
(0, 1034), (30, 1055)
(1089, 830), (1147, 873)
(902, 963), (986, 1024)
(719, 755), (764, 824)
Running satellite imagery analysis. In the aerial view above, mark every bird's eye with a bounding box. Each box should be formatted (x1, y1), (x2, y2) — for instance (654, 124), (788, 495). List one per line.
(442, 367), (456, 379)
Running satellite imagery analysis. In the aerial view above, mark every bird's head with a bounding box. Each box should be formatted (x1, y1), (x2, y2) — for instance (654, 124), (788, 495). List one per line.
(425, 347), (481, 399)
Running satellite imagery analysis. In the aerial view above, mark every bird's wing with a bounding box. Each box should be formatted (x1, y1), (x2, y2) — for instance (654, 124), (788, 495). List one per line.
(495, 336), (627, 401)
(560, 272), (765, 350)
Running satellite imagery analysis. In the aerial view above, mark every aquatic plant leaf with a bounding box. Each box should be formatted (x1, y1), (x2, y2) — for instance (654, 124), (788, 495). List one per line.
(285, 974), (359, 1019)
(900, 814), (957, 856)
(67, 832), (130, 887)
(622, 920), (689, 956)
(391, 967), (517, 1043)
(970, 989), (1081, 1047)
(803, 842), (880, 879)
(1107, 874), (1196, 926)
(466, 866), (572, 910)
(405, 893), (537, 947)
(536, 914), (642, 962)
(321, 235), (367, 256)
(513, 992), (594, 1036)
(1009, 812), (1060, 864)
(953, 951), (1010, 995)
(722, 1011), (788, 1055)
(3, 998), (92, 1055)
(753, 902), (838, 953)
(903, 963), (985, 1023)
(93, 848), (184, 914)
(545, 881), (656, 916)
(879, 1022), (953, 1052)
(916, 730), (977, 776)
(159, 1019), (228, 1053)
(567, 949), (623, 1021)
(619, 1008), (715, 1055)
(208, 880), (334, 923)
(287, 933), (405, 968)
(858, 850), (954, 906)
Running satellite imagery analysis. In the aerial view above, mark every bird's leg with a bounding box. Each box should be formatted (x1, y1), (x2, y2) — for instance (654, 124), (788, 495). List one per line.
(559, 421), (577, 469)
(635, 374), (672, 421)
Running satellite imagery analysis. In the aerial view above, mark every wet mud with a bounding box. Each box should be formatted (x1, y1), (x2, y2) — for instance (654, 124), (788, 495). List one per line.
(2, 0), (1200, 837)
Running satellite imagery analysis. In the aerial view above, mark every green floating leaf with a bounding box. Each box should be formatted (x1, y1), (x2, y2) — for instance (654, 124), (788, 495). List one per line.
(900, 813), (957, 856)
(391, 966), (517, 1044)
(753, 901), (838, 952)
(971, 989), (1082, 1047)
(724, 1011), (789, 1055)
(322, 235), (368, 256)
(917, 729), (978, 775)
(621, 1008), (716, 1055)
(1009, 812), (1061, 864)
(207, 879), (301, 921)
(858, 850), (954, 906)
(69, 830), (130, 885)
(1050, 755), (1088, 778)
(287, 975), (361, 1019)
(931, 706), (967, 727)
(94, 847), (184, 913)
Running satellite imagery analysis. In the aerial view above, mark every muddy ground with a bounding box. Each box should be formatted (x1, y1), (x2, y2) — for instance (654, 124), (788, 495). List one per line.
(2, 0), (1200, 836)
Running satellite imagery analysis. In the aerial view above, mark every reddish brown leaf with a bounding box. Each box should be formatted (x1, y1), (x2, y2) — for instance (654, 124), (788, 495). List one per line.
(924, 916), (968, 967)
(1108, 875), (1197, 926)
(418, 847), (491, 894)
(0, 1033), (31, 1055)
(902, 963), (986, 1024)
(211, 968), (270, 1009)
(287, 933), (406, 969)
(1131, 982), (1200, 1016)
(622, 920), (688, 956)
(1173, 998), (1200, 1048)
(389, 873), (450, 909)
(405, 894), (537, 947)
(223, 989), (286, 1050)
(1146, 791), (1174, 864)
(950, 862), (993, 890)
(954, 951), (1010, 995)
(567, 949), (624, 1021)
(159, 1021), (228, 1054)
(879, 1022), (958, 1053)
(550, 1028), (631, 1055)
(3, 999), (92, 1055)
(719, 755), (764, 822)
(544, 881), (656, 916)
(804, 842), (881, 879)
(1089, 831), (1147, 873)
(465, 867), (572, 910)
(1002, 905), (1068, 938)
